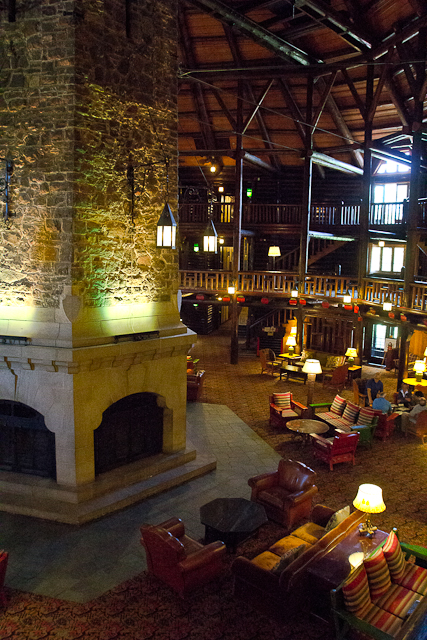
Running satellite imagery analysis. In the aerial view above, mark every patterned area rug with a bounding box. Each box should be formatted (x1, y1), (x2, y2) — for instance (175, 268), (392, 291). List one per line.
(1, 521), (335, 640)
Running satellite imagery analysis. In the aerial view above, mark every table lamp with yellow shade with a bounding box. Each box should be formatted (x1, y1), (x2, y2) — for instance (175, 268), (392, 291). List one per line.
(353, 483), (386, 536)
(286, 335), (297, 356)
(345, 347), (358, 365)
(414, 360), (426, 383)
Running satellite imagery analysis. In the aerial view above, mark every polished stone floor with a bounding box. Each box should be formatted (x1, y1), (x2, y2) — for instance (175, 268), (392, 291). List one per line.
(2, 402), (281, 603)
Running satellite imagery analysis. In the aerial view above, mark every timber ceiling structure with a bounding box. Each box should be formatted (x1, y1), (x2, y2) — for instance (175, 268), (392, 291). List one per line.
(178, 0), (427, 182)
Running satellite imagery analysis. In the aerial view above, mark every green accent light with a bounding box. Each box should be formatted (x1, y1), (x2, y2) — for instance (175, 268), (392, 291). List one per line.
(246, 188), (253, 198)
(194, 244), (199, 252)
(193, 304), (198, 307)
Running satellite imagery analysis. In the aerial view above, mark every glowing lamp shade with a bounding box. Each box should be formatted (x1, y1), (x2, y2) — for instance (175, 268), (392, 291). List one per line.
(286, 335), (297, 355)
(424, 347), (427, 358)
(228, 285), (236, 294)
(156, 203), (177, 249)
(349, 552), (364, 570)
(290, 326), (297, 336)
(302, 359), (322, 376)
(203, 220), (218, 253)
(414, 360), (426, 382)
(291, 287), (299, 298)
(343, 292), (352, 304)
(383, 298), (392, 312)
(345, 347), (358, 364)
(353, 483), (386, 536)
(268, 245), (281, 257)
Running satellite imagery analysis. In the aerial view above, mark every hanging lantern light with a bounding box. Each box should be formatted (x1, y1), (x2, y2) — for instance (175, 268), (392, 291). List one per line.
(261, 297), (269, 304)
(156, 203), (177, 249)
(321, 300), (330, 308)
(388, 312), (395, 319)
(237, 296), (245, 303)
(299, 299), (307, 305)
(400, 314), (407, 322)
(222, 296), (230, 302)
(203, 219), (218, 253)
(358, 316), (363, 322)
(289, 299), (298, 306)
(383, 297), (392, 312)
(228, 284), (236, 294)
(291, 286), (299, 298)
(343, 291), (352, 304)
(354, 305), (359, 314)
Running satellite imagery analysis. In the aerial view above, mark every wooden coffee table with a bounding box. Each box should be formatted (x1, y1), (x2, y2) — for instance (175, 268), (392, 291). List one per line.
(280, 364), (307, 383)
(200, 497), (268, 553)
(286, 418), (329, 445)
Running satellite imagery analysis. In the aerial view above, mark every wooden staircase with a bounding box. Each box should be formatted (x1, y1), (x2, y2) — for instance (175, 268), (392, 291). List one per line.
(273, 238), (350, 270)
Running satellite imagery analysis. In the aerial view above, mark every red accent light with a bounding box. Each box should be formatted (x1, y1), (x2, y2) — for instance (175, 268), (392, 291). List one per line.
(358, 316), (363, 322)
(344, 304), (353, 311)
(196, 294), (205, 300)
(299, 299), (306, 305)
(261, 297), (269, 304)
(321, 301), (329, 308)
(237, 296), (245, 303)
(222, 296), (230, 302)
(289, 299), (298, 306)
(388, 312), (395, 319)
(400, 314), (407, 321)
(353, 305), (359, 313)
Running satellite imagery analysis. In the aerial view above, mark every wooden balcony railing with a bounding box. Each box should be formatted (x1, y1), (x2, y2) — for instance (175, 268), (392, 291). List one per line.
(179, 200), (425, 228)
(179, 269), (427, 313)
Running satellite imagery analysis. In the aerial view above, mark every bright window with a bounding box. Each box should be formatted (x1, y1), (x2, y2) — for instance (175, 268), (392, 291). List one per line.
(373, 183), (408, 203)
(369, 244), (405, 274)
(377, 158), (410, 174)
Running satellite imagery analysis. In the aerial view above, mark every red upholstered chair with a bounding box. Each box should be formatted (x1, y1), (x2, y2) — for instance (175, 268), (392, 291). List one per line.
(269, 392), (308, 429)
(311, 431), (359, 471)
(374, 411), (397, 441)
(248, 459), (318, 529)
(0, 550), (8, 607)
(140, 517), (226, 598)
(322, 365), (349, 391)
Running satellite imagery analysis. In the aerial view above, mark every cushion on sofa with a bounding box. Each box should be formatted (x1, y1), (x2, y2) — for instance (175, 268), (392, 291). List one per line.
(269, 535), (310, 556)
(399, 563), (427, 595)
(364, 548), (392, 599)
(325, 355), (345, 369)
(251, 550), (282, 571)
(289, 523), (326, 545)
(361, 604), (403, 636)
(271, 544), (305, 575)
(357, 407), (376, 426)
(383, 531), (406, 583)
(273, 392), (291, 408)
(342, 401), (359, 424)
(374, 583), (421, 619)
(342, 563), (372, 615)
(330, 395), (346, 416)
(324, 506), (350, 533)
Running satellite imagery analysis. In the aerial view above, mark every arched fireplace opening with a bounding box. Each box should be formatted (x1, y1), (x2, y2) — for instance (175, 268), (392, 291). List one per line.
(94, 392), (164, 476)
(0, 401), (56, 479)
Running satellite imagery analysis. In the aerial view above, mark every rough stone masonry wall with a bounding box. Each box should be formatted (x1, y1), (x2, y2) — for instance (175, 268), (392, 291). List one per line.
(0, 0), (75, 308)
(0, 0), (178, 310)
(74, 0), (179, 308)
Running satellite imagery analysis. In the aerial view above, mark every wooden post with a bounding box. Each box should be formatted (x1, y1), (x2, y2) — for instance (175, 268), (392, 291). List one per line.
(230, 82), (243, 365)
(298, 76), (313, 294)
(358, 64), (373, 299)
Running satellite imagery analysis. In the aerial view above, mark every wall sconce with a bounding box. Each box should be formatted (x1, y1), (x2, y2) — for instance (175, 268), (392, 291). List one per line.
(378, 240), (385, 247)
(218, 186), (224, 193)
(228, 284), (236, 294)
(157, 203), (177, 249)
(268, 246), (281, 257)
(0, 158), (13, 222)
(414, 360), (426, 383)
(343, 291), (352, 304)
(382, 297), (392, 312)
(353, 484), (386, 537)
(219, 237), (225, 245)
(291, 285), (299, 298)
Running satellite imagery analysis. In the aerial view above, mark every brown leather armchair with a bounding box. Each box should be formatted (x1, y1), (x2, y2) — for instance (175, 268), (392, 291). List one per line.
(248, 459), (318, 529)
(140, 517), (226, 598)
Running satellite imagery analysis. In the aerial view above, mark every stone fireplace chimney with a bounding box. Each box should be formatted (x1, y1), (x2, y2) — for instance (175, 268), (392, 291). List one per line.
(0, 0), (213, 523)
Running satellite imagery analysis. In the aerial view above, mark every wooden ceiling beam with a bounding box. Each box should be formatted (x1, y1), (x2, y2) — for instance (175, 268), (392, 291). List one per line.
(312, 71), (337, 130)
(184, 0), (317, 66)
(277, 79), (307, 147)
(307, 150), (364, 174)
(295, 0), (373, 51)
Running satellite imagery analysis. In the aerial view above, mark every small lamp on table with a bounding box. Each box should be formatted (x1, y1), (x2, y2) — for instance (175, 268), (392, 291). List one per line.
(345, 347), (358, 366)
(302, 359), (322, 407)
(353, 483), (386, 537)
(413, 360), (426, 383)
(286, 335), (297, 356)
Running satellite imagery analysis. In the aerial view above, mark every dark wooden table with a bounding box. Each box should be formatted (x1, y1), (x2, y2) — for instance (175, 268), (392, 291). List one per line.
(286, 418), (329, 445)
(200, 497), (268, 553)
(280, 364), (307, 383)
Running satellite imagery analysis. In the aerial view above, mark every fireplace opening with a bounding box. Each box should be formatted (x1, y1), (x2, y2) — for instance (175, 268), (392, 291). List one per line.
(94, 392), (164, 476)
(0, 400), (56, 479)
